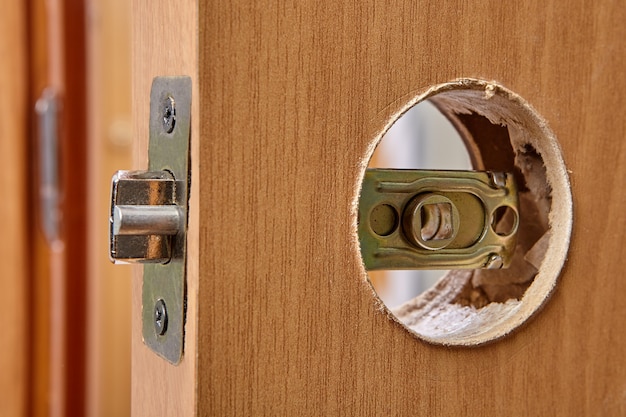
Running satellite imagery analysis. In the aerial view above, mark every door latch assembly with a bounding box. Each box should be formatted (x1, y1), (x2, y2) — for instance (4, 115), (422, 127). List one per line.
(109, 76), (191, 364)
(359, 169), (519, 270)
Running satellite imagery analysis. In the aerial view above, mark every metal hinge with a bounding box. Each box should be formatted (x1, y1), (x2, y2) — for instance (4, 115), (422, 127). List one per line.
(35, 89), (61, 244)
(109, 76), (191, 365)
(358, 169), (519, 270)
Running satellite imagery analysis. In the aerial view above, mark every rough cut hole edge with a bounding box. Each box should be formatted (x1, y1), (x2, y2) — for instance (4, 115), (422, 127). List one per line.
(353, 78), (573, 346)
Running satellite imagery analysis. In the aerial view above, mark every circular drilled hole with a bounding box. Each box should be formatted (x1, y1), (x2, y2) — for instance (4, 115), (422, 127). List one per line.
(370, 204), (399, 237)
(491, 205), (518, 237)
(358, 79), (573, 346)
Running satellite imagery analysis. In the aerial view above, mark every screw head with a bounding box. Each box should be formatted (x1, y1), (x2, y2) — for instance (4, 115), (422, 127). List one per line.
(162, 96), (176, 133)
(489, 172), (507, 189)
(485, 254), (504, 269)
(154, 299), (168, 336)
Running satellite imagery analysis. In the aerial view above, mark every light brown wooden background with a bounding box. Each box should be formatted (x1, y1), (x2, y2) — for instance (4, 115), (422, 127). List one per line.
(1, 1), (28, 415)
(1, 0), (132, 415)
(86, 0), (133, 414)
(132, 0), (626, 415)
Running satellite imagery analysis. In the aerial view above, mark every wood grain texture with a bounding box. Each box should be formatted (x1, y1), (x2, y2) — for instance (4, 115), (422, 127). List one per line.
(134, 0), (626, 415)
(0, 1), (28, 416)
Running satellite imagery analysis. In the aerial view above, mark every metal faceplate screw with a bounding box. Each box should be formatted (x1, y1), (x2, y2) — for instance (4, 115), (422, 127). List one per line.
(485, 254), (504, 269)
(162, 96), (176, 133)
(154, 299), (168, 336)
(490, 172), (507, 188)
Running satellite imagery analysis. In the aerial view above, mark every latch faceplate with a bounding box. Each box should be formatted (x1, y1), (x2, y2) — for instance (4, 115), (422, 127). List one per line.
(359, 169), (519, 270)
(109, 76), (191, 364)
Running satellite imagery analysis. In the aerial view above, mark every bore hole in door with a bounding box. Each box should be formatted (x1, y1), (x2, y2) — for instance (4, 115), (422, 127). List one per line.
(359, 79), (573, 346)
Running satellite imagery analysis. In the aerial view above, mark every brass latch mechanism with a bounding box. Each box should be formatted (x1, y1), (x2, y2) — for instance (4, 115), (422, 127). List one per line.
(359, 169), (519, 270)
(109, 76), (191, 365)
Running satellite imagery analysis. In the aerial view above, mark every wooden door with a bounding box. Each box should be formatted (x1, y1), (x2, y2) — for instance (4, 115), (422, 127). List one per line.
(131, 1), (626, 415)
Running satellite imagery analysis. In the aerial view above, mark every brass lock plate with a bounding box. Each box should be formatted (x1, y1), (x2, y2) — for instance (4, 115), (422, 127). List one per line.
(359, 169), (519, 270)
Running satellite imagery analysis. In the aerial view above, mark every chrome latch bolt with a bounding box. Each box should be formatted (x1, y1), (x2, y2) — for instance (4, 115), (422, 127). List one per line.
(113, 205), (181, 236)
(109, 170), (183, 264)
